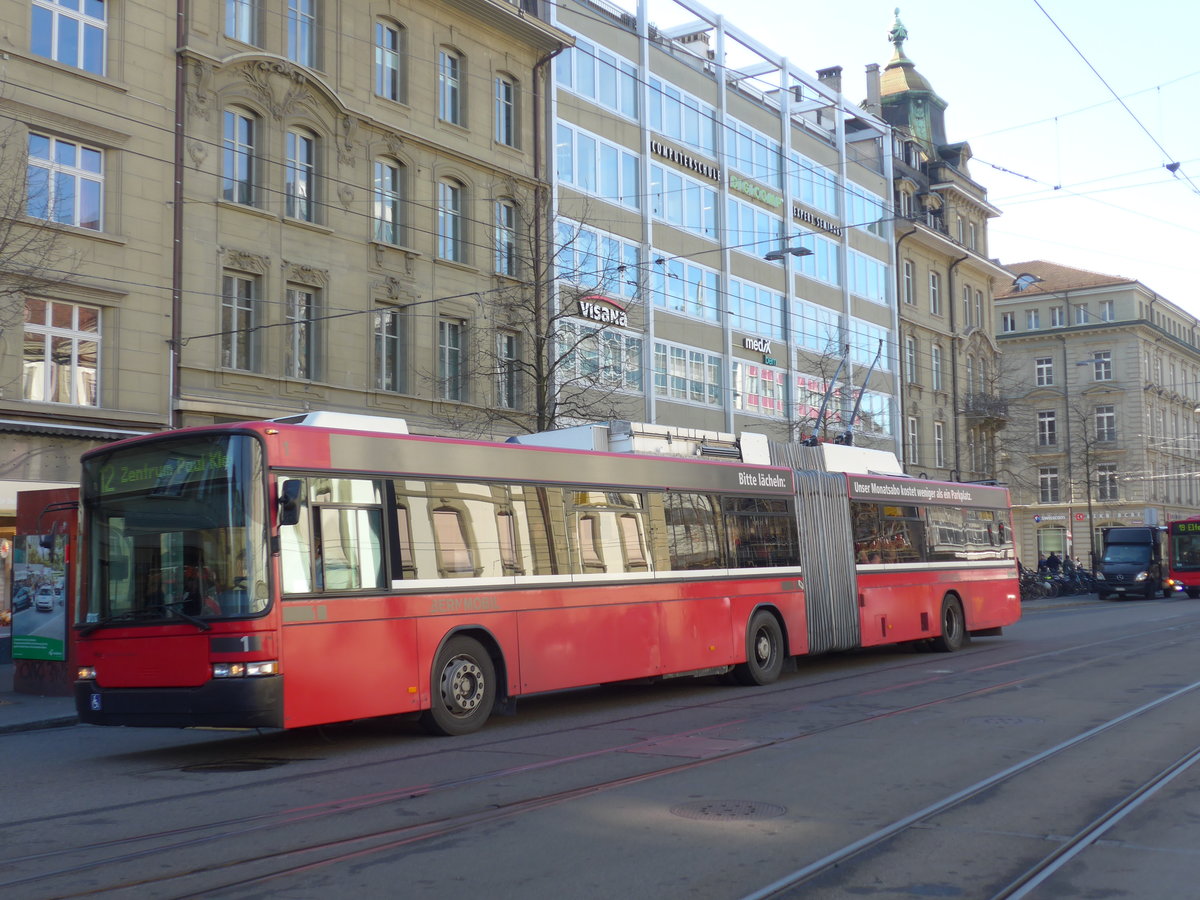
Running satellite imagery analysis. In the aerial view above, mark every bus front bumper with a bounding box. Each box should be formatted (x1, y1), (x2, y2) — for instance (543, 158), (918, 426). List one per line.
(75, 676), (283, 729)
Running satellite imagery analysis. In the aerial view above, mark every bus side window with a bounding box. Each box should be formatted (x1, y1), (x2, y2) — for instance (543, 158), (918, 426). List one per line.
(317, 507), (385, 590)
(278, 478), (314, 594)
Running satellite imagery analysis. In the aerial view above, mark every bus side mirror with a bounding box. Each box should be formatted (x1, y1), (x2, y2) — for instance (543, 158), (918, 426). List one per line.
(278, 480), (303, 526)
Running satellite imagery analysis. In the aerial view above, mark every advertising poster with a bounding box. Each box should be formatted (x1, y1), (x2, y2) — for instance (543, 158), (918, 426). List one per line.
(11, 529), (68, 661)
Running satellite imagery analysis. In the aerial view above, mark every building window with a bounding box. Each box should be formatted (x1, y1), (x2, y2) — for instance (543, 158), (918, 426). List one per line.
(222, 109), (256, 205)
(496, 331), (518, 409)
(26, 133), (103, 230)
(562, 322), (643, 393)
(285, 129), (316, 222)
(495, 199), (517, 276)
(654, 341), (722, 407)
(375, 21), (403, 101)
(907, 416), (919, 465)
(32, 0), (106, 75)
(931, 344), (943, 390)
(966, 355), (975, 395)
(1074, 304), (1089, 325)
(902, 261), (914, 304)
(1037, 410), (1057, 446)
(287, 0), (316, 67)
(968, 222), (977, 250)
(1100, 299), (1114, 321)
(975, 290), (983, 327)
(495, 75), (517, 147)
(1097, 463), (1119, 501)
(439, 49), (463, 125)
(1090, 350), (1112, 381)
(225, 0), (257, 44)
(221, 273), (257, 371)
(1035, 356), (1054, 386)
(1039, 467), (1060, 503)
(22, 298), (99, 406)
(934, 421), (945, 468)
(962, 285), (972, 327)
(904, 335), (918, 383)
(1095, 405), (1116, 442)
(438, 318), (464, 401)
(374, 307), (405, 393)
(929, 271), (941, 315)
(1050, 305), (1064, 327)
(1002, 311), (1016, 333)
(373, 159), (404, 245)
(1026, 308), (1040, 329)
(285, 287), (317, 380)
(437, 179), (464, 262)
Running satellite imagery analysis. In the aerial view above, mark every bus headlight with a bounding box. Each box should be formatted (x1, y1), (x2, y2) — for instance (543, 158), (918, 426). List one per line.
(213, 660), (279, 678)
(77, 666), (96, 680)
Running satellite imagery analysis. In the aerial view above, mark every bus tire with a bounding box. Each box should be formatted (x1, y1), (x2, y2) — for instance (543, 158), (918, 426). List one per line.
(421, 635), (496, 736)
(931, 595), (968, 653)
(734, 610), (785, 686)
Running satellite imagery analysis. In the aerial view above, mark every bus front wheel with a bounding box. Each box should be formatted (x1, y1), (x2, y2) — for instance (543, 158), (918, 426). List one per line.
(422, 635), (496, 736)
(734, 611), (784, 686)
(931, 596), (968, 653)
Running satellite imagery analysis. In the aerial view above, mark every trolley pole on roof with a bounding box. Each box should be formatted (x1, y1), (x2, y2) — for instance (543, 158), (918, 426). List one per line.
(803, 346), (849, 446)
(835, 339), (883, 446)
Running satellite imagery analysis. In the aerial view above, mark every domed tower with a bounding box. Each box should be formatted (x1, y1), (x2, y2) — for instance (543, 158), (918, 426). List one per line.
(879, 9), (949, 151)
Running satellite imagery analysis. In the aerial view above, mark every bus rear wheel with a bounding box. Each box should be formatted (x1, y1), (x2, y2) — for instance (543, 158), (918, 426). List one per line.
(931, 595), (968, 653)
(733, 611), (784, 686)
(421, 635), (496, 736)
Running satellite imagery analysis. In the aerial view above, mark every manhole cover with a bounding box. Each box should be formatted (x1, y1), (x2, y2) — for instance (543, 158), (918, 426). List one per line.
(182, 757), (291, 773)
(670, 800), (786, 821)
(967, 715), (1044, 727)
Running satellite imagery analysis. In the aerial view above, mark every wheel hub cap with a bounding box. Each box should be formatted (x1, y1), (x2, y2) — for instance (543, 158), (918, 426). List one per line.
(442, 658), (485, 713)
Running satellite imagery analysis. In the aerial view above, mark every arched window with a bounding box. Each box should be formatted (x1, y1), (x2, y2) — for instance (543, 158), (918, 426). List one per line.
(439, 48), (464, 125)
(222, 108), (257, 205)
(285, 128), (317, 221)
(375, 20), (405, 102)
(495, 73), (518, 146)
(373, 158), (405, 244)
(437, 179), (465, 262)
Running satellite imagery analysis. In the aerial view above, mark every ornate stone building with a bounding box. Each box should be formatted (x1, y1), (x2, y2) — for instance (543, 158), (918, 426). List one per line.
(868, 16), (1009, 481)
(0, 0), (568, 520)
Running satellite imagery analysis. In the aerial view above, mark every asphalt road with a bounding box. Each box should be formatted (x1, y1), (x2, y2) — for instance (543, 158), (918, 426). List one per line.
(4, 593), (1200, 899)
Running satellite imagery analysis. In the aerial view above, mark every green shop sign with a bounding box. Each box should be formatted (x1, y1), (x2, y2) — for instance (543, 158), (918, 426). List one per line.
(729, 175), (783, 208)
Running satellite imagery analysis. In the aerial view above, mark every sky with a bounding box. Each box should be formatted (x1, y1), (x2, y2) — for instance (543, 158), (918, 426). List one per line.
(635, 0), (1200, 316)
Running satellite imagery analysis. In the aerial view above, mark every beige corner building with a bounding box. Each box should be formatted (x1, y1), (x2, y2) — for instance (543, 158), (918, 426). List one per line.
(872, 16), (1009, 483)
(995, 260), (1200, 567)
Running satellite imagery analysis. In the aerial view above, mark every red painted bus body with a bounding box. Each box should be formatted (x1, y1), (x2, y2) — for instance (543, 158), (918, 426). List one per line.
(1166, 516), (1200, 598)
(74, 416), (1019, 734)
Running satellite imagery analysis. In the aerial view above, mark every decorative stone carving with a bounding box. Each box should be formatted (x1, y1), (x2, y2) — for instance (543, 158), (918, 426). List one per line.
(187, 140), (208, 166)
(283, 260), (329, 286)
(338, 185), (354, 209)
(338, 115), (357, 168)
(239, 59), (314, 120)
(185, 59), (212, 121)
(220, 248), (269, 274)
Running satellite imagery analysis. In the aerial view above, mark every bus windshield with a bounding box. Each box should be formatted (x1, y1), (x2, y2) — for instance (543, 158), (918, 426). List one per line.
(1170, 528), (1200, 571)
(79, 434), (270, 626)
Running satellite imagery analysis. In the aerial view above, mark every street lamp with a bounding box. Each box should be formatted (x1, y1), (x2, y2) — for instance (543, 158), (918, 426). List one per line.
(764, 246), (814, 261)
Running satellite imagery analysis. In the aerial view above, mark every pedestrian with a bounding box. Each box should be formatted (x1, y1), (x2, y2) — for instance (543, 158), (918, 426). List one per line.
(1045, 551), (1062, 574)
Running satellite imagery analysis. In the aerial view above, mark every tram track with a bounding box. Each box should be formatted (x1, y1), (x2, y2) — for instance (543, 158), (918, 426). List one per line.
(5, 613), (1200, 898)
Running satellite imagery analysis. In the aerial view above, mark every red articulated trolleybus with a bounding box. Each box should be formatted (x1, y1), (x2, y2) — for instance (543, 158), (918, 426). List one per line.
(74, 413), (1020, 735)
(1166, 515), (1200, 598)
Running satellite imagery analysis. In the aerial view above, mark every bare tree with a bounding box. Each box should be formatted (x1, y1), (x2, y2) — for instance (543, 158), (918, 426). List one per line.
(434, 199), (645, 437)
